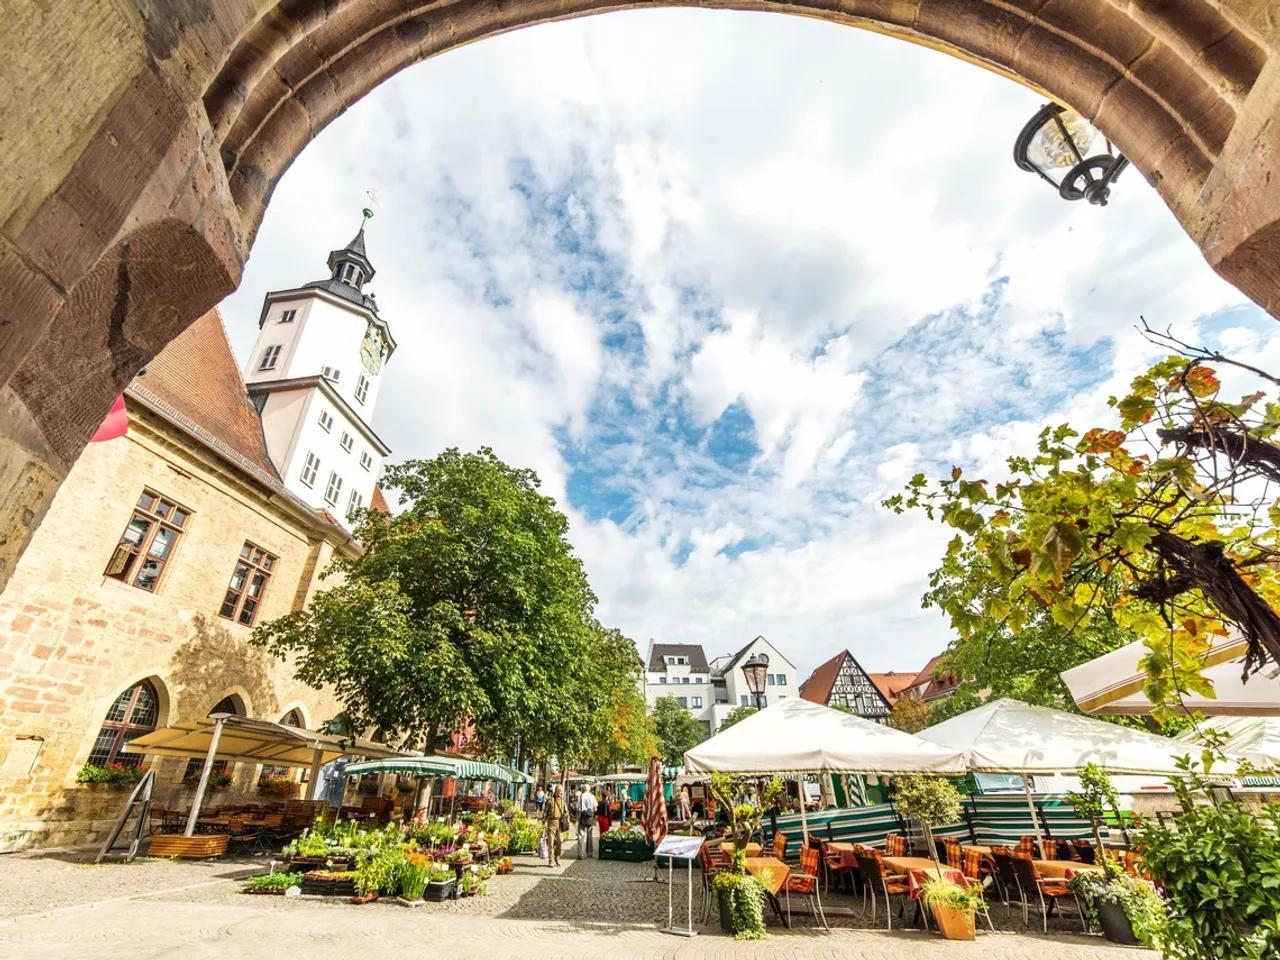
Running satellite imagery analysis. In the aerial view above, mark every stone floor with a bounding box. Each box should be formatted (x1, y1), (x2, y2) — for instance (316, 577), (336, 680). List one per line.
(0, 843), (1155, 959)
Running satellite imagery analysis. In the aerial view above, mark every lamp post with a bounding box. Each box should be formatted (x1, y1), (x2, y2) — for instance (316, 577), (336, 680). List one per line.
(1014, 102), (1129, 206)
(741, 653), (769, 710)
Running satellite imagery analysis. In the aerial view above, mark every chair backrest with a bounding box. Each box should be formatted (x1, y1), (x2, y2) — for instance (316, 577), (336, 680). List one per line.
(962, 846), (983, 880)
(885, 833), (908, 857)
(989, 848), (1021, 891)
(798, 843), (820, 878)
(1008, 851), (1043, 889)
(1072, 840), (1097, 864)
(1018, 836), (1038, 858)
(855, 850), (887, 887)
(773, 831), (788, 860)
(943, 838), (963, 869)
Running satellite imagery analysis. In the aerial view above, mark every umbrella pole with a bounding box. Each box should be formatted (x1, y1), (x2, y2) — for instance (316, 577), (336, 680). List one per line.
(798, 777), (810, 847)
(183, 717), (225, 837)
(306, 747), (324, 801)
(1021, 775), (1049, 859)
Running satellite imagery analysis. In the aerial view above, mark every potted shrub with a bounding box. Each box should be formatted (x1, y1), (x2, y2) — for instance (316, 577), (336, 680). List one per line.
(921, 877), (982, 940)
(890, 774), (963, 871)
(424, 863), (456, 902)
(710, 871), (767, 940)
(396, 853), (431, 907)
(706, 773), (783, 939)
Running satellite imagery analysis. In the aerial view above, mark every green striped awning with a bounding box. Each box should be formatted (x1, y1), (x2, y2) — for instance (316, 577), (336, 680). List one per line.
(345, 756), (513, 783)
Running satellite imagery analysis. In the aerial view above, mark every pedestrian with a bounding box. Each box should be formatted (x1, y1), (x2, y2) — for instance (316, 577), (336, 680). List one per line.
(578, 784), (598, 858)
(543, 784), (567, 867)
(535, 784), (546, 812)
(677, 785), (692, 822)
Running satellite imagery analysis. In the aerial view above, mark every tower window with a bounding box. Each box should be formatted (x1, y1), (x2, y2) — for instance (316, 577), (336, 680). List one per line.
(219, 542), (276, 627)
(359, 451), (373, 471)
(259, 344), (282, 370)
(278, 309), (297, 324)
(339, 263), (362, 286)
(317, 409), (333, 433)
(347, 489), (364, 519)
(300, 452), (320, 487)
(339, 431), (353, 453)
(321, 366), (341, 383)
(104, 490), (190, 592)
(355, 374), (369, 404)
(324, 471), (343, 506)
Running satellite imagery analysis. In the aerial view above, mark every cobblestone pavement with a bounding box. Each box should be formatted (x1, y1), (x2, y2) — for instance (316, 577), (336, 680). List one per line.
(0, 845), (1155, 959)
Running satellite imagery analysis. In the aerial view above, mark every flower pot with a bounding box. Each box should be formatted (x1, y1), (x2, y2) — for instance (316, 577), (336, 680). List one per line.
(930, 903), (977, 941)
(1097, 899), (1141, 945)
(424, 879), (456, 902)
(718, 889), (734, 933)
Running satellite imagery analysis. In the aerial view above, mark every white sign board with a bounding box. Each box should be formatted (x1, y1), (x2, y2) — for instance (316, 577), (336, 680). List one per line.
(655, 835), (704, 860)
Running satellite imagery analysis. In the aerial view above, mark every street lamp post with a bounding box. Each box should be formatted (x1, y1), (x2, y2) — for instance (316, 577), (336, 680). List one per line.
(740, 653), (770, 710)
(1014, 102), (1129, 206)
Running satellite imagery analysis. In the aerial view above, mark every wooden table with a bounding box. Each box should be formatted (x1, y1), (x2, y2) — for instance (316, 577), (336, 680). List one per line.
(742, 856), (791, 927)
(721, 841), (763, 858)
(962, 844), (993, 855)
(882, 855), (941, 875)
(1035, 860), (1104, 880)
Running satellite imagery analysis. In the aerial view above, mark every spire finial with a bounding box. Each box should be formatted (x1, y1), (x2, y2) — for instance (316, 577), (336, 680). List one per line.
(360, 206), (374, 231)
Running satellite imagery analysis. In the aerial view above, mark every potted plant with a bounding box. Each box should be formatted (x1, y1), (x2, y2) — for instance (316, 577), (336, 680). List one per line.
(300, 869), (358, 897)
(710, 871), (767, 940)
(76, 763), (145, 789)
(396, 853), (431, 906)
(424, 863), (456, 901)
(890, 774), (963, 871)
(921, 877), (983, 940)
(445, 847), (473, 879)
(706, 773), (783, 939)
(243, 871), (304, 895)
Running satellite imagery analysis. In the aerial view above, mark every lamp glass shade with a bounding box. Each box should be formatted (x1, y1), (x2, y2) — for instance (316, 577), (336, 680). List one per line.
(741, 653), (769, 698)
(1027, 110), (1102, 174)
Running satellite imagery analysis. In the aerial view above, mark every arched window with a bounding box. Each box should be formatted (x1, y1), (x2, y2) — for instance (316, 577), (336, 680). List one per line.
(184, 696), (241, 781)
(88, 681), (159, 768)
(263, 709), (305, 781)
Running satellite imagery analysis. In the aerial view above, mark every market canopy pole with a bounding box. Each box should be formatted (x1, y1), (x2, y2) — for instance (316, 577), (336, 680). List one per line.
(183, 715), (226, 837)
(307, 747), (325, 801)
(1021, 775), (1049, 859)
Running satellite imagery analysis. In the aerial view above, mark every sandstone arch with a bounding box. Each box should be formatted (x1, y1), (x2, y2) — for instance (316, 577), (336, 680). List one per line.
(3, 1), (1280, 590)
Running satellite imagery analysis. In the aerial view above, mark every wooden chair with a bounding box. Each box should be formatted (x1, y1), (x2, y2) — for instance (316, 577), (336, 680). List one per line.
(698, 841), (730, 923)
(784, 844), (828, 929)
(772, 830), (788, 861)
(1008, 851), (1081, 933)
(1018, 836), (1039, 858)
(855, 849), (911, 931)
(961, 847), (996, 931)
(988, 847), (1022, 907)
(885, 833), (909, 857)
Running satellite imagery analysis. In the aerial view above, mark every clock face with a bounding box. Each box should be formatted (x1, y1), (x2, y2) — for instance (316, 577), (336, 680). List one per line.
(360, 329), (382, 374)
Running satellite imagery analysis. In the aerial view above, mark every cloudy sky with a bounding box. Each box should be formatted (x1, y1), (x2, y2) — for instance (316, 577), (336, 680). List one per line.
(220, 9), (1275, 684)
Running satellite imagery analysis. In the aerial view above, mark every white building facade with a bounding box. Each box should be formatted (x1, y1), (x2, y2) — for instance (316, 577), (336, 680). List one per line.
(642, 636), (800, 735)
(243, 216), (394, 528)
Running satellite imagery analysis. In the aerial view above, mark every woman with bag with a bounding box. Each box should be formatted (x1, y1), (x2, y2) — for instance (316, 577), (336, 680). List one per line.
(543, 784), (567, 867)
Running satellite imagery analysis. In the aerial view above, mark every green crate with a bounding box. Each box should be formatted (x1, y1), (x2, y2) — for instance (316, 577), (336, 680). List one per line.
(599, 838), (654, 862)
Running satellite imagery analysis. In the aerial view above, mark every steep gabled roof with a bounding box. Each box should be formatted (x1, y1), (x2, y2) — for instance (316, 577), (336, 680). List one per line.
(911, 654), (959, 700)
(868, 672), (919, 705)
(133, 309), (278, 477)
(647, 644), (710, 672)
(371, 485), (390, 514)
(799, 650), (848, 705)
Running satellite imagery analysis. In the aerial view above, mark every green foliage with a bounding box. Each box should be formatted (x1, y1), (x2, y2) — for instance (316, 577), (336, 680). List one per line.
(1139, 764), (1280, 960)
(1068, 871), (1168, 949)
(76, 764), (144, 787)
(252, 448), (635, 764)
(398, 853), (431, 900)
(891, 774), (962, 826)
(570, 631), (656, 772)
(711, 871), (767, 940)
(354, 844), (408, 896)
(1066, 763), (1122, 879)
(717, 706), (757, 731)
(709, 774), (783, 854)
(886, 350), (1280, 716)
(651, 695), (706, 767)
(244, 871), (304, 892)
(920, 877), (983, 912)
(886, 696), (931, 733)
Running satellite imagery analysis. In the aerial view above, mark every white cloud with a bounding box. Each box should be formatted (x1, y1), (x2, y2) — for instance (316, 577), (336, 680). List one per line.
(218, 9), (1273, 680)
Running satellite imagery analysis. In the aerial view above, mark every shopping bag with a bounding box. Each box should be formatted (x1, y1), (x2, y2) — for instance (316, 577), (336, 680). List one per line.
(538, 835), (548, 860)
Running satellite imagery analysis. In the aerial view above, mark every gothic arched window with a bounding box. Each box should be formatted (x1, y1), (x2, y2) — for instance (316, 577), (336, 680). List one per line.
(184, 696), (241, 781)
(88, 680), (159, 768)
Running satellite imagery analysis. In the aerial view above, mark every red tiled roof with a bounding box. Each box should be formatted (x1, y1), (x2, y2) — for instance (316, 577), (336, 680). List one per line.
(911, 654), (958, 700)
(133, 309), (279, 477)
(370, 484), (390, 514)
(799, 651), (847, 704)
(867, 672), (919, 705)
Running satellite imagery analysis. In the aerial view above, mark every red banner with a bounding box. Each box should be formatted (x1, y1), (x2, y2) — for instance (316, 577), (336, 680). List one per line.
(90, 395), (128, 442)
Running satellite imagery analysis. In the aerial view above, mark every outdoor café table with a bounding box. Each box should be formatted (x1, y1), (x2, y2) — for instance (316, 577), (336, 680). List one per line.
(825, 841), (859, 869)
(881, 855), (939, 876)
(1034, 860), (1105, 880)
(905, 866), (965, 901)
(962, 845), (993, 855)
(721, 841), (763, 858)
(742, 856), (791, 926)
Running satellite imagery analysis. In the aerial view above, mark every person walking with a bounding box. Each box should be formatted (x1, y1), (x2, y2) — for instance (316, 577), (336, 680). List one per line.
(677, 785), (692, 823)
(535, 785), (546, 812)
(543, 784), (567, 867)
(578, 784), (599, 858)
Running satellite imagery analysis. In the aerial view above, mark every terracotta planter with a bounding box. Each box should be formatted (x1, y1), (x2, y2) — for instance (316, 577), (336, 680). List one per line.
(930, 903), (977, 941)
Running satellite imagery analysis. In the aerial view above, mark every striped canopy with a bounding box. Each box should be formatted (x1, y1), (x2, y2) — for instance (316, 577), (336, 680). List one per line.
(344, 755), (514, 783)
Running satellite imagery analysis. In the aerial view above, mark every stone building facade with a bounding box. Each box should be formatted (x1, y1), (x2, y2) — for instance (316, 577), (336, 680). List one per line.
(0, 310), (359, 852)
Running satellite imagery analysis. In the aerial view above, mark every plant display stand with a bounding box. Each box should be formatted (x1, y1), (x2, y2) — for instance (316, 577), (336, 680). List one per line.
(147, 834), (229, 858)
(300, 873), (357, 897)
(424, 879), (456, 901)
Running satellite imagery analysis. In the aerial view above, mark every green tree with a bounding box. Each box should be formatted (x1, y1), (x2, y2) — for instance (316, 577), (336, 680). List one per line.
(886, 346), (1280, 715)
(572, 627), (656, 772)
(252, 447), (603, 756)
(717, 705), (757, 731)
(651, 695), (706, 767)
(887, 694), (932, 733)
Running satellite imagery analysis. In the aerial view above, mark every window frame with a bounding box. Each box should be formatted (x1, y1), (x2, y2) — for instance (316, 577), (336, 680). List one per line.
(300, 452), (320, 487)
(259, 344), (282, 370)
(278, 309), (297, 324)
(103, 490), (190, 592)
(347, 488), (363, 519)
(317, 408), (333, 432)
(324, 471), (343, 506)
(339, 430), (353, 452)
(87, 680), (159, 768)
(359, 451), (373, 471)
(218, 541), (277, 628)
(355, 374), (369, 405)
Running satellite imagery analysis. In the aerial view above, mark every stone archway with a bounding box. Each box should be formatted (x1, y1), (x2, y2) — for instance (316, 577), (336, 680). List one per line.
(2, 1), (1280, 590)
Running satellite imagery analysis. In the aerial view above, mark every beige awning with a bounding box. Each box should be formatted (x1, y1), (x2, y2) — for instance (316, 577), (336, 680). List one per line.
(123, 714), (414, 768)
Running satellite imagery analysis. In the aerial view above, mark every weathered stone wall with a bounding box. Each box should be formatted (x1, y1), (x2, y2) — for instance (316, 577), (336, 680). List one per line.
(0, 405), (344, 851)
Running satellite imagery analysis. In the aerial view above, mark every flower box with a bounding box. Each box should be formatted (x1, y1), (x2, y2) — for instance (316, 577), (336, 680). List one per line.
(598, 836), (654, 862)
(424, 878), (456, 902)
(300, 871), (357, 897)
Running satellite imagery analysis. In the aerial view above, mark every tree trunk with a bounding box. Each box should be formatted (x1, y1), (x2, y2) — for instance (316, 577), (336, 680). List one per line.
(1158, 426), (1280, 485)
(1149, 531), (1280, 674)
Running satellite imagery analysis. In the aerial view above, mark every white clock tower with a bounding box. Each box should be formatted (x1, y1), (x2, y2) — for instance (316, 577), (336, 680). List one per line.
(244, 211), (394, 527)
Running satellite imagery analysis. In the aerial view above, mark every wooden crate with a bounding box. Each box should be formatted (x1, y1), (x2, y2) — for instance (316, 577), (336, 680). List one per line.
(147, 834), (230, 858)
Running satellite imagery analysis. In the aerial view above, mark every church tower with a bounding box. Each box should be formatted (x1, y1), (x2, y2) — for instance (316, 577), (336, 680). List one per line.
(243, 210), (394, 527)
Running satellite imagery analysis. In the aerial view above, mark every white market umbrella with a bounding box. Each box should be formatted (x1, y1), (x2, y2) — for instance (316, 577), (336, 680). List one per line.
(684, 698), (968, 844)
(1061, 635), (1280, 716)
(1176, 716), (1280, 772)
(918, 698), (1226, 857)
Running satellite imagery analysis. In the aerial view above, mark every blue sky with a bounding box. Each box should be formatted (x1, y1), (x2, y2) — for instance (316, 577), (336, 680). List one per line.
(220, 9), (1274, 682)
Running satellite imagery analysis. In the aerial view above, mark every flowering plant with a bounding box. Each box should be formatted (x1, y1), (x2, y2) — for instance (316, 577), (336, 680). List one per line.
(76, 763), (144, 787)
